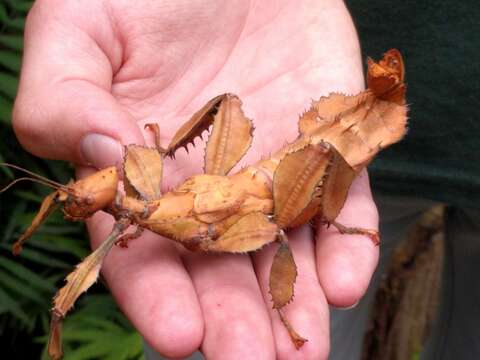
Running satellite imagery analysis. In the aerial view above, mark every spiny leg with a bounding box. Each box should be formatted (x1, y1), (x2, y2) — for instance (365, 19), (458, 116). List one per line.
(269, 230), (307, 349)
(115, 226), (144, 248)
(48, 218), (130, 360)
(331, 220), (380, 246)
(278, 308), (308, 349)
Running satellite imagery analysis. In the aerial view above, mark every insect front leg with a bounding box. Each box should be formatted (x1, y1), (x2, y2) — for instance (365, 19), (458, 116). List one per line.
(115, 226), (144, 248)
(48, 217), (131, 360)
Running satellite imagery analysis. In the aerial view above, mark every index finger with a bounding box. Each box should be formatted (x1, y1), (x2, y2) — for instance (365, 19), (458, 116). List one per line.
(316, 170), (380, 308)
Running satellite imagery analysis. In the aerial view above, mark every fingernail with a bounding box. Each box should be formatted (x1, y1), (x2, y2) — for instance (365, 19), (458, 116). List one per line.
(332, 300), (360, 311)
(81, 133), (123, 169)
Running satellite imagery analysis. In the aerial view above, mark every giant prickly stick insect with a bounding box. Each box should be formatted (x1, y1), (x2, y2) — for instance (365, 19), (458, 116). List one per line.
(4, 49), (407, 359)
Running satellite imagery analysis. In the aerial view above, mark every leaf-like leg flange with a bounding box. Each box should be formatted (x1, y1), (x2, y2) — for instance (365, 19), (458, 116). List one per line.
(269, 232), (297, 309)
(331, 220), (380, 246)
(273, 143), (329, 229)
(123, 145), (163, 200)
(12, 190), (59, 255)
(273, 139), (357, 230)
(204, 94), (253, 175)
(48, 219), (130, 360)
(317, 144), (356, 223)
(202, 211), (278, 253)
(269, 231), (307, 348)
(165, 94), (227, 157)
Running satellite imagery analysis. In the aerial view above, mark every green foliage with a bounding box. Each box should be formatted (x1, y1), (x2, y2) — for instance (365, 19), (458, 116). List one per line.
(37, 296), (145, 360)
(0, 1), (143, 359)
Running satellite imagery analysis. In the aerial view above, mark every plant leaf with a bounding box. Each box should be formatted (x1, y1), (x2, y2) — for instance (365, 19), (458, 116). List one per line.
(0, 270), (46, 303)
(6, 0), (34, 13)
(29, 236), (88, 259)
(11, 246), (71, 269)
(0, 50), (21, 72)
(0, 286), (30, 324)
(0, 256), (56, 291)
(0, 94), (12, 124)
(0, 34), (24, 51)
(0, 4), (25, 30)
(0, 71), (19, 98)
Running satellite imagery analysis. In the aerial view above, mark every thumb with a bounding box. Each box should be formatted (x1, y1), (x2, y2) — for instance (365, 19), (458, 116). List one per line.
(12, 1), (144, 169)
(13, 81), (144, 169)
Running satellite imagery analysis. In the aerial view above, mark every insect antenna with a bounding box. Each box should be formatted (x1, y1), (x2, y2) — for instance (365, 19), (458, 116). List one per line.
(0, 163), (73, 193)
(0, 177), (64, 193)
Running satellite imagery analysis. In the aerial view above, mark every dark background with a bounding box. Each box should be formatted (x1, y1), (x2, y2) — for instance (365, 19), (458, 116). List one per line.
(346, 0), (480, 208)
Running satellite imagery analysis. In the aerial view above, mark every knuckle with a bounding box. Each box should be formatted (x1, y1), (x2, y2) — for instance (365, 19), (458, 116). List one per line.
(13, 95), (37, 135)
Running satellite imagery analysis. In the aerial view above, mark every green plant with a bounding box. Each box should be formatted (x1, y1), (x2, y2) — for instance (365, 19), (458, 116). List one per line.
(0, 1), (143, 358)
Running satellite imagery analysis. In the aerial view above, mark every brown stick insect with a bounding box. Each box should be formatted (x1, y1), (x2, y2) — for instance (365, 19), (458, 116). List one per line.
(1, 49), (407, 359)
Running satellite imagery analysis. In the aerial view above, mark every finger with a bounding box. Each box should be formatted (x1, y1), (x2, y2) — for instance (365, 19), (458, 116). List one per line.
(316, 170), (380, 308)
(182, 252), (276, 360)
(13, 2), (143, 168)
(253, 226), (330, 360)
(87, 211), (204, 358)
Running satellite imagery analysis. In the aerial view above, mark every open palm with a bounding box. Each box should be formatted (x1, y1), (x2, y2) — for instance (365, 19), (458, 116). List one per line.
(14, 1), (379, 359)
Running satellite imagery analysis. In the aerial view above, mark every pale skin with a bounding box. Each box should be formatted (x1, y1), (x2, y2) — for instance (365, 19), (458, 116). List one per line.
(13, 1), (379, 359)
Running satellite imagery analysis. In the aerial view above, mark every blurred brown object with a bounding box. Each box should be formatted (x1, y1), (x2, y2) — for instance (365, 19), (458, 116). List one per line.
(362, 206), (445, 360)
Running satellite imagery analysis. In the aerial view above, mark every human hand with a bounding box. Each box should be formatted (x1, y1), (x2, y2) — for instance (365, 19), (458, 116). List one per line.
(13, 1), (379, 359)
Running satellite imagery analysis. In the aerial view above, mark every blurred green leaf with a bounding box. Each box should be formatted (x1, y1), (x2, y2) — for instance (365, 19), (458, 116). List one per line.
(70, 294), (124, 320)
(0, 50), (21, 72)
(51, 296), (144, 360)
(0, 243), (71, 268)
(0, 256), (56, 292)
(14, 190), (46, 203)
(63, 320), (143, 360)
(0, 287), (30, 324)
(1, 201), (25, 242)
(29, 236), (88, 259)
(0, 269), (46, 303)
(0, 71), (18, 99)
(0, 3), (25, 30)
(6, 0), (34, 13)
(0, 94), (12, 124)
(0, 34), (23, 51)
